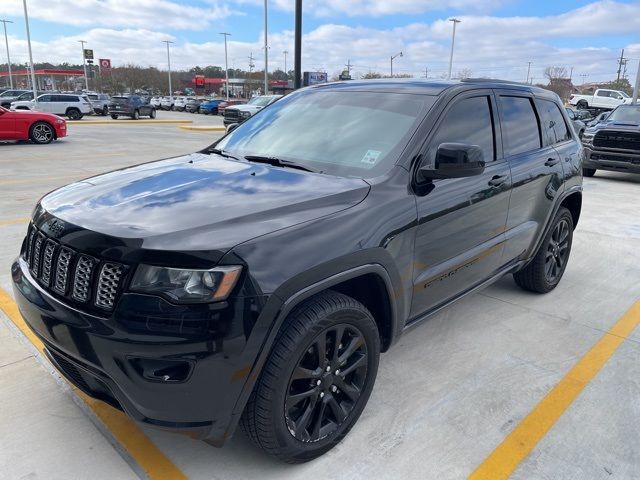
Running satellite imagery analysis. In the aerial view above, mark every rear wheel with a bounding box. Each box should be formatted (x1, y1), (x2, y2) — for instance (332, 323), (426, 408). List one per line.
(149, 108), (156, 119)
(576, 100), (588, 110)
(110, 114), (118, 120)
(241, 291), (380, 463)
(513, 207), (573, 293)
(66, 108), (82, 120)
(29, 122), (54, 144)
(102, 106), (109, 116)
(583, 168), (596, 177)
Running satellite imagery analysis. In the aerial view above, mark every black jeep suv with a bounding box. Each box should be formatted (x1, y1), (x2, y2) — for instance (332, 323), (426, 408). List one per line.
(109, 95), (156, 120)
(12, 79), (583, 463)
(581, 104), (640, 176)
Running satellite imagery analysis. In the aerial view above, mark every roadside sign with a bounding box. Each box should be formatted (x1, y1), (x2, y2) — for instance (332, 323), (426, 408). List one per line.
(99, 58), (111, 69)
(83, 49), (94, 60)
(303, 71), (328, 86)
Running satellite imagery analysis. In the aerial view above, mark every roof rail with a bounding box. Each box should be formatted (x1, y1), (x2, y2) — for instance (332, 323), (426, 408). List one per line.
(461, 78), (531, 86)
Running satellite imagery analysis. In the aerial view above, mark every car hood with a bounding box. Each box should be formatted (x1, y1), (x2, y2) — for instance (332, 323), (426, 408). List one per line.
(10, 109), (60, 120)
(39, 153), (370, 251)
(587, 121), (640, 133)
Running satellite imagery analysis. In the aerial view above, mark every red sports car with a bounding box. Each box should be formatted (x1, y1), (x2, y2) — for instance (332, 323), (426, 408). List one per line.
(0, 106), (67, 144)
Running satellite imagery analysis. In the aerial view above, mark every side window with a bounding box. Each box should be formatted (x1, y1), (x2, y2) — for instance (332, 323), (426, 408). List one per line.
(498, 96), (541, 156)
(537, 100), (571, 145)
(596, 90), (608, 98)
(548, 102), (571, 143)
(39, 95), (52, 102)
(426, 96), (495, 165)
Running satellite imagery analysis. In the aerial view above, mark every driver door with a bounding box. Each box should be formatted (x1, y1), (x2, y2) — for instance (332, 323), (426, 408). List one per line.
(410, 91), (512, 319)
(0, 108), (17, 139)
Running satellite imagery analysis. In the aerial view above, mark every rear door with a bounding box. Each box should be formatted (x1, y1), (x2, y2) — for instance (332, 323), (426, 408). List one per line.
(498, 92), (564, 264)
(410, 90), (512, 318)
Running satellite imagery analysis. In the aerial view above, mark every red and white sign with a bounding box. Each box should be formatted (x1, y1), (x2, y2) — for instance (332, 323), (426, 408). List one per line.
(99, 59), (111, 69)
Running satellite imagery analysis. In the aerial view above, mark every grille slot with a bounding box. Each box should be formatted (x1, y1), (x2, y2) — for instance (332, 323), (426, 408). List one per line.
(95, 263), (124, 310)
(593, 131), (640, 151)
(22, 224), (126, 313)
(72, 255), (96, 303)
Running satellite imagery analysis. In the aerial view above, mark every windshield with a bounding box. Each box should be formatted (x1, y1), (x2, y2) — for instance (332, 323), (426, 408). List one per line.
(215, 89), (436, 177)
(620, 91), (630, 98)
(608, 106), (640, 123)
(248, 96), (276, 107)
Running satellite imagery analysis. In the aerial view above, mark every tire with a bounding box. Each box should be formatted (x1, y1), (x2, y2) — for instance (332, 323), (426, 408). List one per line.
(583, 168), (596, 177)
(132, 110), (140, 120)
(102, 106), (109, 116)
(240, 291), (380, 463)
(513, 207), (573, 293)
(110, 114), (118, 120)
(576, 100), (588, 110)
(66, 108), (81, 120)
(149, 108), (156, 119)
(578, 129), (584, 139)
(29, 121), (54, 144)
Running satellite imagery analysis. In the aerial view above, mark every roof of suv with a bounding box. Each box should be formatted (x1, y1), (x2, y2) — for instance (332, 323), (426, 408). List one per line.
(309, 78), (558, 99)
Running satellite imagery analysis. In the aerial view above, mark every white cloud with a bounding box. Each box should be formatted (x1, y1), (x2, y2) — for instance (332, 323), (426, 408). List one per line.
(1, 0), (236, 30)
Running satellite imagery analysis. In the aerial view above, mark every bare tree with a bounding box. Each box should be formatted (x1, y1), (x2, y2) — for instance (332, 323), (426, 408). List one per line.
(453, 68), (473, 79)
(544, 66), (568, 82)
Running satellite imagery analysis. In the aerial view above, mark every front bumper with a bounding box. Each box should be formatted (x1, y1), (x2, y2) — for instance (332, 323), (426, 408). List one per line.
(583, 146), (640, 173)
(11, 258), (269, 443)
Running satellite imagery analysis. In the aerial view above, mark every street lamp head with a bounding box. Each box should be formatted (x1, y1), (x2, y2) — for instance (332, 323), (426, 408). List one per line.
(449, 18), (461, 23)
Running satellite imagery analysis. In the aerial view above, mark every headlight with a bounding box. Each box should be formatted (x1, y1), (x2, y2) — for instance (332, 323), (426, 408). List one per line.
(131, 265), (242, 303)
(241, 111), (252, 117)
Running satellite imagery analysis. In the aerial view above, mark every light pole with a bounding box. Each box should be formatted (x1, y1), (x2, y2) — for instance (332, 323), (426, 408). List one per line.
(162, 40), (173, 101)
(283, 50), (288, 75)
(0, 20), (13, 89)
(447, 18), (461, 80)
(220, 33), (231, 100)
(78, 40), (89, 92)
(22, 0), (38, 100)
(526, 61), (532, 84)
(263, 0), (269, 94)
(294, 0), (302, 89)
(390, 51), (403, 78)
(632, 60), (640, 105)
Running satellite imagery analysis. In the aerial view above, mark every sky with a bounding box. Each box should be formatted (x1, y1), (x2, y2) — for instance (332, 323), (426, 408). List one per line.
(0, 0), (639, 84)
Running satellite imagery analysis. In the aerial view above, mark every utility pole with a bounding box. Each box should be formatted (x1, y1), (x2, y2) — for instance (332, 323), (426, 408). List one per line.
(579, 73), (589, 86)
(526, 61), (532, 84)
(263, 0), (268, 94)
(294, 0), (302, 89)
(390, 51), (402, 77)
(424, 67), (428, 79)
(345, 59), (352, 75)
(0, 20), (13, 89)
(447, 18), (461, 80)
(617, 49), (625, 83)
(22, 0), (38, 100)
(78, 40), (89, 92)
(162, 40), (173, 100)
(219, 33), (231, 100)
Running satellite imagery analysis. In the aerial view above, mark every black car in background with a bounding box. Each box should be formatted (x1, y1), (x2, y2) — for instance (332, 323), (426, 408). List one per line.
(109, 95), (156, 120)
(185, 98), (202, 113)
(13, 79), (582, 463)
(0, 89), (31, 108)
(582, 104), (640, 176)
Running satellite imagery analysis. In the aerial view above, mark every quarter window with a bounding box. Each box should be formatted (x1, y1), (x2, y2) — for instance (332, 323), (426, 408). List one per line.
(427, 96), (495, 165)
(538, 100), (571, 144)
(498, 96), (541, 156)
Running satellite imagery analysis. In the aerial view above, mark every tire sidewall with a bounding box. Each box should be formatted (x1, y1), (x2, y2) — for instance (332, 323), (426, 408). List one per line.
(267, 304), (380, 461)
(29, 122), (53, 144)
(541, 208), (574, 290)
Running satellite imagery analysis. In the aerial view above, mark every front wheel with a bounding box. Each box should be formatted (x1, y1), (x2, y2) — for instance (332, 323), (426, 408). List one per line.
(583, 168), (596, 177)
(110, 114), (118, 119)
(132, 110), (140, 120)
(149, 108), (156, 119)
(66, 108), (82, 120)
(576, 100), (588, 110)
(29, 121), (54, 144)
(513, 207), (574, 293)
(240, 291), (380, 463)
(102, 106), (109, 116)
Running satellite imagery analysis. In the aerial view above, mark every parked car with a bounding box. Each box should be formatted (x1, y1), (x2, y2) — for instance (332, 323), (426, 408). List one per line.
(173, 97), (190, 111)
(11, 93), (92, 120)
(150, 96), (162, 108)
(581, 104), (640, 177)
(4, 91), (51, 108)
(223, 95), (282, 126)
(160, 96), (174, 110)
(0, 105), (67, 144)
(568, 89), (633, 111)
(198, 99), (223, 115)
(184, 98), (202, 113)
(109, 95), (156, 120)
(587, 111), (610, 127)
(87, 93), (111, 116)
(12, 79), (582, 463)
(0, 89), (32, 108)
(218, 99), (245, 115)
(564, 108), (587, 138)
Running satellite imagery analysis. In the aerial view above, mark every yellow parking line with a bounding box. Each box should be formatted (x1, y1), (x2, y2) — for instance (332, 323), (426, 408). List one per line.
(68, 120), (193, 125)
(0, 288), (187, 480)
(178, 125), (226, 132)
(0, 217), (29, 226)
(470, 300), (640, 480)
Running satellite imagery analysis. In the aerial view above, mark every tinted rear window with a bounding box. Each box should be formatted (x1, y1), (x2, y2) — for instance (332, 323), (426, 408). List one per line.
(538, 99), (571, 145)
(498, 96), (541, 156)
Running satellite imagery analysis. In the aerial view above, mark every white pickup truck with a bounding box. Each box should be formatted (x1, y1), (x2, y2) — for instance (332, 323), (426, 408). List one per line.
(569, 89), (633, 111)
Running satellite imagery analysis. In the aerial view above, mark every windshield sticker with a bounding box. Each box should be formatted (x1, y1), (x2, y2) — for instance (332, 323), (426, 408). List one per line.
(361, 150), (382, 165)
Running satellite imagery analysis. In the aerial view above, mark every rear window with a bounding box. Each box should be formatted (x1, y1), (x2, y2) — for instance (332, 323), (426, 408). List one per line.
(498, 96), (541, 156)
(538, 99), (571, 145)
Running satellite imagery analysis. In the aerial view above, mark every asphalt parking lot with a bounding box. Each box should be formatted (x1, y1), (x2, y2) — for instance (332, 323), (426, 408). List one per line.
(1, 112), (639, 480)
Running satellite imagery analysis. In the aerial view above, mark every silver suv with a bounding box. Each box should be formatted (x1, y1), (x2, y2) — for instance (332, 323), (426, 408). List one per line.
(87, 93), (111, 116)
(11, 93), (93, 120)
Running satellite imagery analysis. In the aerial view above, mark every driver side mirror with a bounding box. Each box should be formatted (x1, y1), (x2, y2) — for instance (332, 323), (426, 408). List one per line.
(417, 143), (485, 182)
(226, 123), (240, 134)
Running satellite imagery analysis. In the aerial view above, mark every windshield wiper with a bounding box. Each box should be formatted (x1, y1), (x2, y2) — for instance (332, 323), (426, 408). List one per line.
(207, 148), (241, 161)
(244, 155), (320, 173)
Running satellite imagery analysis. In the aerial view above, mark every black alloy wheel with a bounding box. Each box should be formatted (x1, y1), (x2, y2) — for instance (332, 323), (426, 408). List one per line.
(285, 323), (368, 443)
(66, 108), (81, 120)
(544, 218), (570, 283)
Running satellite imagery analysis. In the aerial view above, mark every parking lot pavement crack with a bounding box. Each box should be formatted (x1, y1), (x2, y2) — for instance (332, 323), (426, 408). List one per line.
(0, 354), (34, 369)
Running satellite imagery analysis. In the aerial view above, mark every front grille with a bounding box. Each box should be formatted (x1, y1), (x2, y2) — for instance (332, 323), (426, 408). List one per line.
(224, 109), (240, 121)
(593, 130), (640, 151)
(23, 223), (127, 313)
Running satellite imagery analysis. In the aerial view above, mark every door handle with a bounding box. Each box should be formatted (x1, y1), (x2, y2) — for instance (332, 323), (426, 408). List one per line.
(488, 175), (508, 187)
(545, 158), (560, 167)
